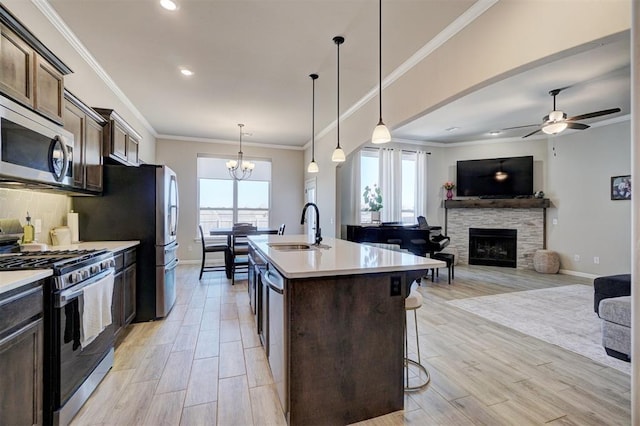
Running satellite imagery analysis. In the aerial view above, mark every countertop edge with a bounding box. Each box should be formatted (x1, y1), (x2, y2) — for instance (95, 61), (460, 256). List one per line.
(249, 234), (445, 280)
(0, 270), (52, 295)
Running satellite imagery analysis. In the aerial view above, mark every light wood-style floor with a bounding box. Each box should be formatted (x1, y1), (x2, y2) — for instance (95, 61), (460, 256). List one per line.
(70, 264), (631, 426)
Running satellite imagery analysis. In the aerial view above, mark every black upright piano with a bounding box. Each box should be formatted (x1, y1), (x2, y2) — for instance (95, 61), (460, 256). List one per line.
(346, 223), (450, 257)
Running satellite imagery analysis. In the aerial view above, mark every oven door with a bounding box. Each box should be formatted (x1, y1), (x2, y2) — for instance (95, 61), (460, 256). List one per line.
(51, 269), (115, 421)
(0, 96), (74, 186)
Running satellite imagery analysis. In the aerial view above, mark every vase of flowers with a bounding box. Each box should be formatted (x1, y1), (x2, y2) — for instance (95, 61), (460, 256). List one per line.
(443, 181), (455, 200)
(363, 184), (383, 222)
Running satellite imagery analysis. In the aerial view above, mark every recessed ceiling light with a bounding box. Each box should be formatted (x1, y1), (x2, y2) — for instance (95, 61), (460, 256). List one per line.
(180, 68), (194, 76)
(160, 0), (178, 11)
(445, 127), (459, 132)
(489, 130), (501, 136)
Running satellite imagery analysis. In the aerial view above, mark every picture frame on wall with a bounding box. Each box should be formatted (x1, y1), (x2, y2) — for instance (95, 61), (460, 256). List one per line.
(611, 175), (631, 200)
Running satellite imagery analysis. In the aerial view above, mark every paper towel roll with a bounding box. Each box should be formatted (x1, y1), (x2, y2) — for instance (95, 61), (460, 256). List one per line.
(67, 211), (79, 243)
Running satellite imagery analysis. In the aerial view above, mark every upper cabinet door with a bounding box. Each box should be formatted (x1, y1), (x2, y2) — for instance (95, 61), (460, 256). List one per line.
(0, 23), (34, 107)
(34, 55), (64, 123)
(63, 100), (85, 188)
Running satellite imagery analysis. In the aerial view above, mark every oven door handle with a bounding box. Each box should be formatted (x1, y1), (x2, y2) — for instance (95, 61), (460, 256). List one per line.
(55, 268), (115, 308)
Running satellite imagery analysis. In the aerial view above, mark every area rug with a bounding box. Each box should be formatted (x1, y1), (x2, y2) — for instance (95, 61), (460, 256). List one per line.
(447, 284), (631, 374)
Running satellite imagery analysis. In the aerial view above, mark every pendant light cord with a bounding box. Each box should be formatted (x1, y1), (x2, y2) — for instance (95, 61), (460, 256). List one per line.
(378, 0), (383, 120)
(336, 39), (341, 149)
(310, 73), (318, 161)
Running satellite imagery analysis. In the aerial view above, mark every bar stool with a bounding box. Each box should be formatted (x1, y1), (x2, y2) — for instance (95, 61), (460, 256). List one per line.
(404, 281), (430, 391)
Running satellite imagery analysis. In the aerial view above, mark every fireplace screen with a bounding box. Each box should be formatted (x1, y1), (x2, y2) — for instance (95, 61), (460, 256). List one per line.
(468, 228), (517, 267)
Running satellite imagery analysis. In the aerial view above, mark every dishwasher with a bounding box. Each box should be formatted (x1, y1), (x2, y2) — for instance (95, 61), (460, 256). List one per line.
(262, 266), (286, 412)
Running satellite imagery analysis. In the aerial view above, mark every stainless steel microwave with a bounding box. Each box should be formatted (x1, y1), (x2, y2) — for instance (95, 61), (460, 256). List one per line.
(0, 96), (74, 187)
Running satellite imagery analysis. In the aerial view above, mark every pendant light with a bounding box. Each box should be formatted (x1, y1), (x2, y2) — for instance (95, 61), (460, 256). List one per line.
(371, 0), (391, 144)
(332, 36), (346, 163)
(226, 123), (255, 180)
(307, 73), (319, 173)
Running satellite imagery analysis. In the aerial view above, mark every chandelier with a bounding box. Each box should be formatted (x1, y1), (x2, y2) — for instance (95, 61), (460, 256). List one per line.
(226, 123), (255, 180)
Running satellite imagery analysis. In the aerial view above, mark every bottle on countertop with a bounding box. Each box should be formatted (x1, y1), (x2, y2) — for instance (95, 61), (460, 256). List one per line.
(22, 212), (34, 244)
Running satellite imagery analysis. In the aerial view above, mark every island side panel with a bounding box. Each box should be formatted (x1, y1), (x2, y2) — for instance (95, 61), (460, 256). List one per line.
(287, 272), (408, 425)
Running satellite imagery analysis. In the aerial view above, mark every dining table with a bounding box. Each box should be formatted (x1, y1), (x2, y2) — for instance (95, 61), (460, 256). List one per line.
(209, 228), (278, 278)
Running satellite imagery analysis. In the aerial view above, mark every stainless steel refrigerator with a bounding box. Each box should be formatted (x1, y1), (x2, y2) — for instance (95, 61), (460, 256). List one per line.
(73, 164), (179, 321)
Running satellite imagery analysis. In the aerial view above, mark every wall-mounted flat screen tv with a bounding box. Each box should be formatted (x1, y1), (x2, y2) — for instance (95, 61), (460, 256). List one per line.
(456, 155), (534, 197)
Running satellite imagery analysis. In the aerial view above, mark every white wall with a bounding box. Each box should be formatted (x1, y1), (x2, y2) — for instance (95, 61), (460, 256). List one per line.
(156, 138), (304, 262)
(547, 121), (631, 275)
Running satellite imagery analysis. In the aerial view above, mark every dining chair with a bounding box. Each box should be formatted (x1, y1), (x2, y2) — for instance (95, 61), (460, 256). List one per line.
(229, 223), (256, 284)
(199, 225), (229, 280)
(277, 223), (286, 235)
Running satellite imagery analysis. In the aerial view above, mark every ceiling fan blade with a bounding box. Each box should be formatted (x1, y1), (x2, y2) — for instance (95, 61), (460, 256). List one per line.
(566, 122), (589, 130)
(567, 108), (621, 121)
(522, 128), (542, 138)
(502, 124), (539, 130)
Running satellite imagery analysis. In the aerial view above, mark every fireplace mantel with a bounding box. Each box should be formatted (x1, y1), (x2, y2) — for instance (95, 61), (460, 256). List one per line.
(444, 198), (550, 209)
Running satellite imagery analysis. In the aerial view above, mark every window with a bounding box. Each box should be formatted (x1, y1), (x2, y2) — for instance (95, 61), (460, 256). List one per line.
(359, 149), (417, 223)
(360, 150), (379, 223)
(197, 156), (271, 234)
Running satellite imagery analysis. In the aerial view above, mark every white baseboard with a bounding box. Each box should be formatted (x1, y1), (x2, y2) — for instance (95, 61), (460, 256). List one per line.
(559, 269), (599, 280)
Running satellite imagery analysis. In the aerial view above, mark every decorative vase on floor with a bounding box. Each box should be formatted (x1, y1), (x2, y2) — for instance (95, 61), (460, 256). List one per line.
(446, 189), (453, 200)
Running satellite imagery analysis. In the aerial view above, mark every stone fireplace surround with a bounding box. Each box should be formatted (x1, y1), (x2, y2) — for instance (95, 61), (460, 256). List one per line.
(444, 199), (549, 270)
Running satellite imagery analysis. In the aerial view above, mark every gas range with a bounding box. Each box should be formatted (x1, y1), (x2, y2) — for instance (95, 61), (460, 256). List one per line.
(0, 249), (115, 290)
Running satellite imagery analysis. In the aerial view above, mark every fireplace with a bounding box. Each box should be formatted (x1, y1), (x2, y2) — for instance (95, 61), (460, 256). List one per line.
(469, 228), (517, 268)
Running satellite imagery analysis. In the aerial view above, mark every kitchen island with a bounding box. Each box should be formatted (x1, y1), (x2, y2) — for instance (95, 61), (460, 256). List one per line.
(248, 234), (445, 425)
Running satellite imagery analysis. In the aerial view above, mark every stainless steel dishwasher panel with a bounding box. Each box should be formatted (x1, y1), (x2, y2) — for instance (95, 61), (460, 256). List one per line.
(262, 267), (286, 412)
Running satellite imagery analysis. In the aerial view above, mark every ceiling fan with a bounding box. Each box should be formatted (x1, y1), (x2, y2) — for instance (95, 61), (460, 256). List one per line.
(504, 88), (621, 138)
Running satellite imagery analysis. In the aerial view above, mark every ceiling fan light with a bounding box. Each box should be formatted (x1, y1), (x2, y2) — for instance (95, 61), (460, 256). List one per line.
(160, 0), (178, 10)
(542, 121), (568, 135)
(332, 147), (346, 162)
(372, 122), (391, 144)
(548, 110), (566, 121)
(495, 171), (508, 181)
(307, 160), (319, 173)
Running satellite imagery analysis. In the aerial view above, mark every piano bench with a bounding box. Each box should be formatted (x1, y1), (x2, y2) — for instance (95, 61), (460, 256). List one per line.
(429, 252), (455, 284)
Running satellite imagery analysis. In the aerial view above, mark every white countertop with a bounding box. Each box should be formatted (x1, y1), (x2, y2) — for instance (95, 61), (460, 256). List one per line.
(0, 241), (140, 296)
(0, 270), (52, 295)
(249, 234), (445, 279)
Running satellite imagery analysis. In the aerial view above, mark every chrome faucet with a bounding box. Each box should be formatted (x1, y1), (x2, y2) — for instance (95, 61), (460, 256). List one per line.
(300, 202), (322, 246)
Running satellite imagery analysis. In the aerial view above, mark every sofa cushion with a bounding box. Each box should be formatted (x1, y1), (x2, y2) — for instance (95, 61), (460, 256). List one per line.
(593, 274), (631, 314)
(599, 296), (631, 327)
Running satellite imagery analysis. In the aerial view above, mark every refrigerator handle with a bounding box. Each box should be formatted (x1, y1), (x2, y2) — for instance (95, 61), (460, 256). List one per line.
(168, 174), (179, 237)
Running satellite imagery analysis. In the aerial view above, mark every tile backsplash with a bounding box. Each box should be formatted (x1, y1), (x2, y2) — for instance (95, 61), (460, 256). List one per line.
(0, 188), (71, 244)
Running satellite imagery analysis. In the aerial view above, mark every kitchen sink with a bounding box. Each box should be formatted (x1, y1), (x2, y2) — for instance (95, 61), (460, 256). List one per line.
(268, 243), (314, 251)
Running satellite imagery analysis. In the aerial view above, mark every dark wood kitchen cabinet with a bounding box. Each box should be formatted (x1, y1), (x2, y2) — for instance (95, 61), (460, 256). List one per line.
(94, 108), (141, 167)
(0, 280), (44, 426)
(112, 247), (137, 343)
(64, 90), (106, 193)
(0, 5), (72, 124)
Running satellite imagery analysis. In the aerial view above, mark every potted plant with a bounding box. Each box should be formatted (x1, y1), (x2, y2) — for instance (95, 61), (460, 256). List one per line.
(363, 184), (383, 222)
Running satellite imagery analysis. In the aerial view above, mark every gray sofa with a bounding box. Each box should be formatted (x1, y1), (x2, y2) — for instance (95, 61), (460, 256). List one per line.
(599, 296), (631, 362)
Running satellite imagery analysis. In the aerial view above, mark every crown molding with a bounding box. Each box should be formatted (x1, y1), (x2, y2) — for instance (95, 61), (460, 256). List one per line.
(32, 0), (158, 137)
(313, 0), (499, 144)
